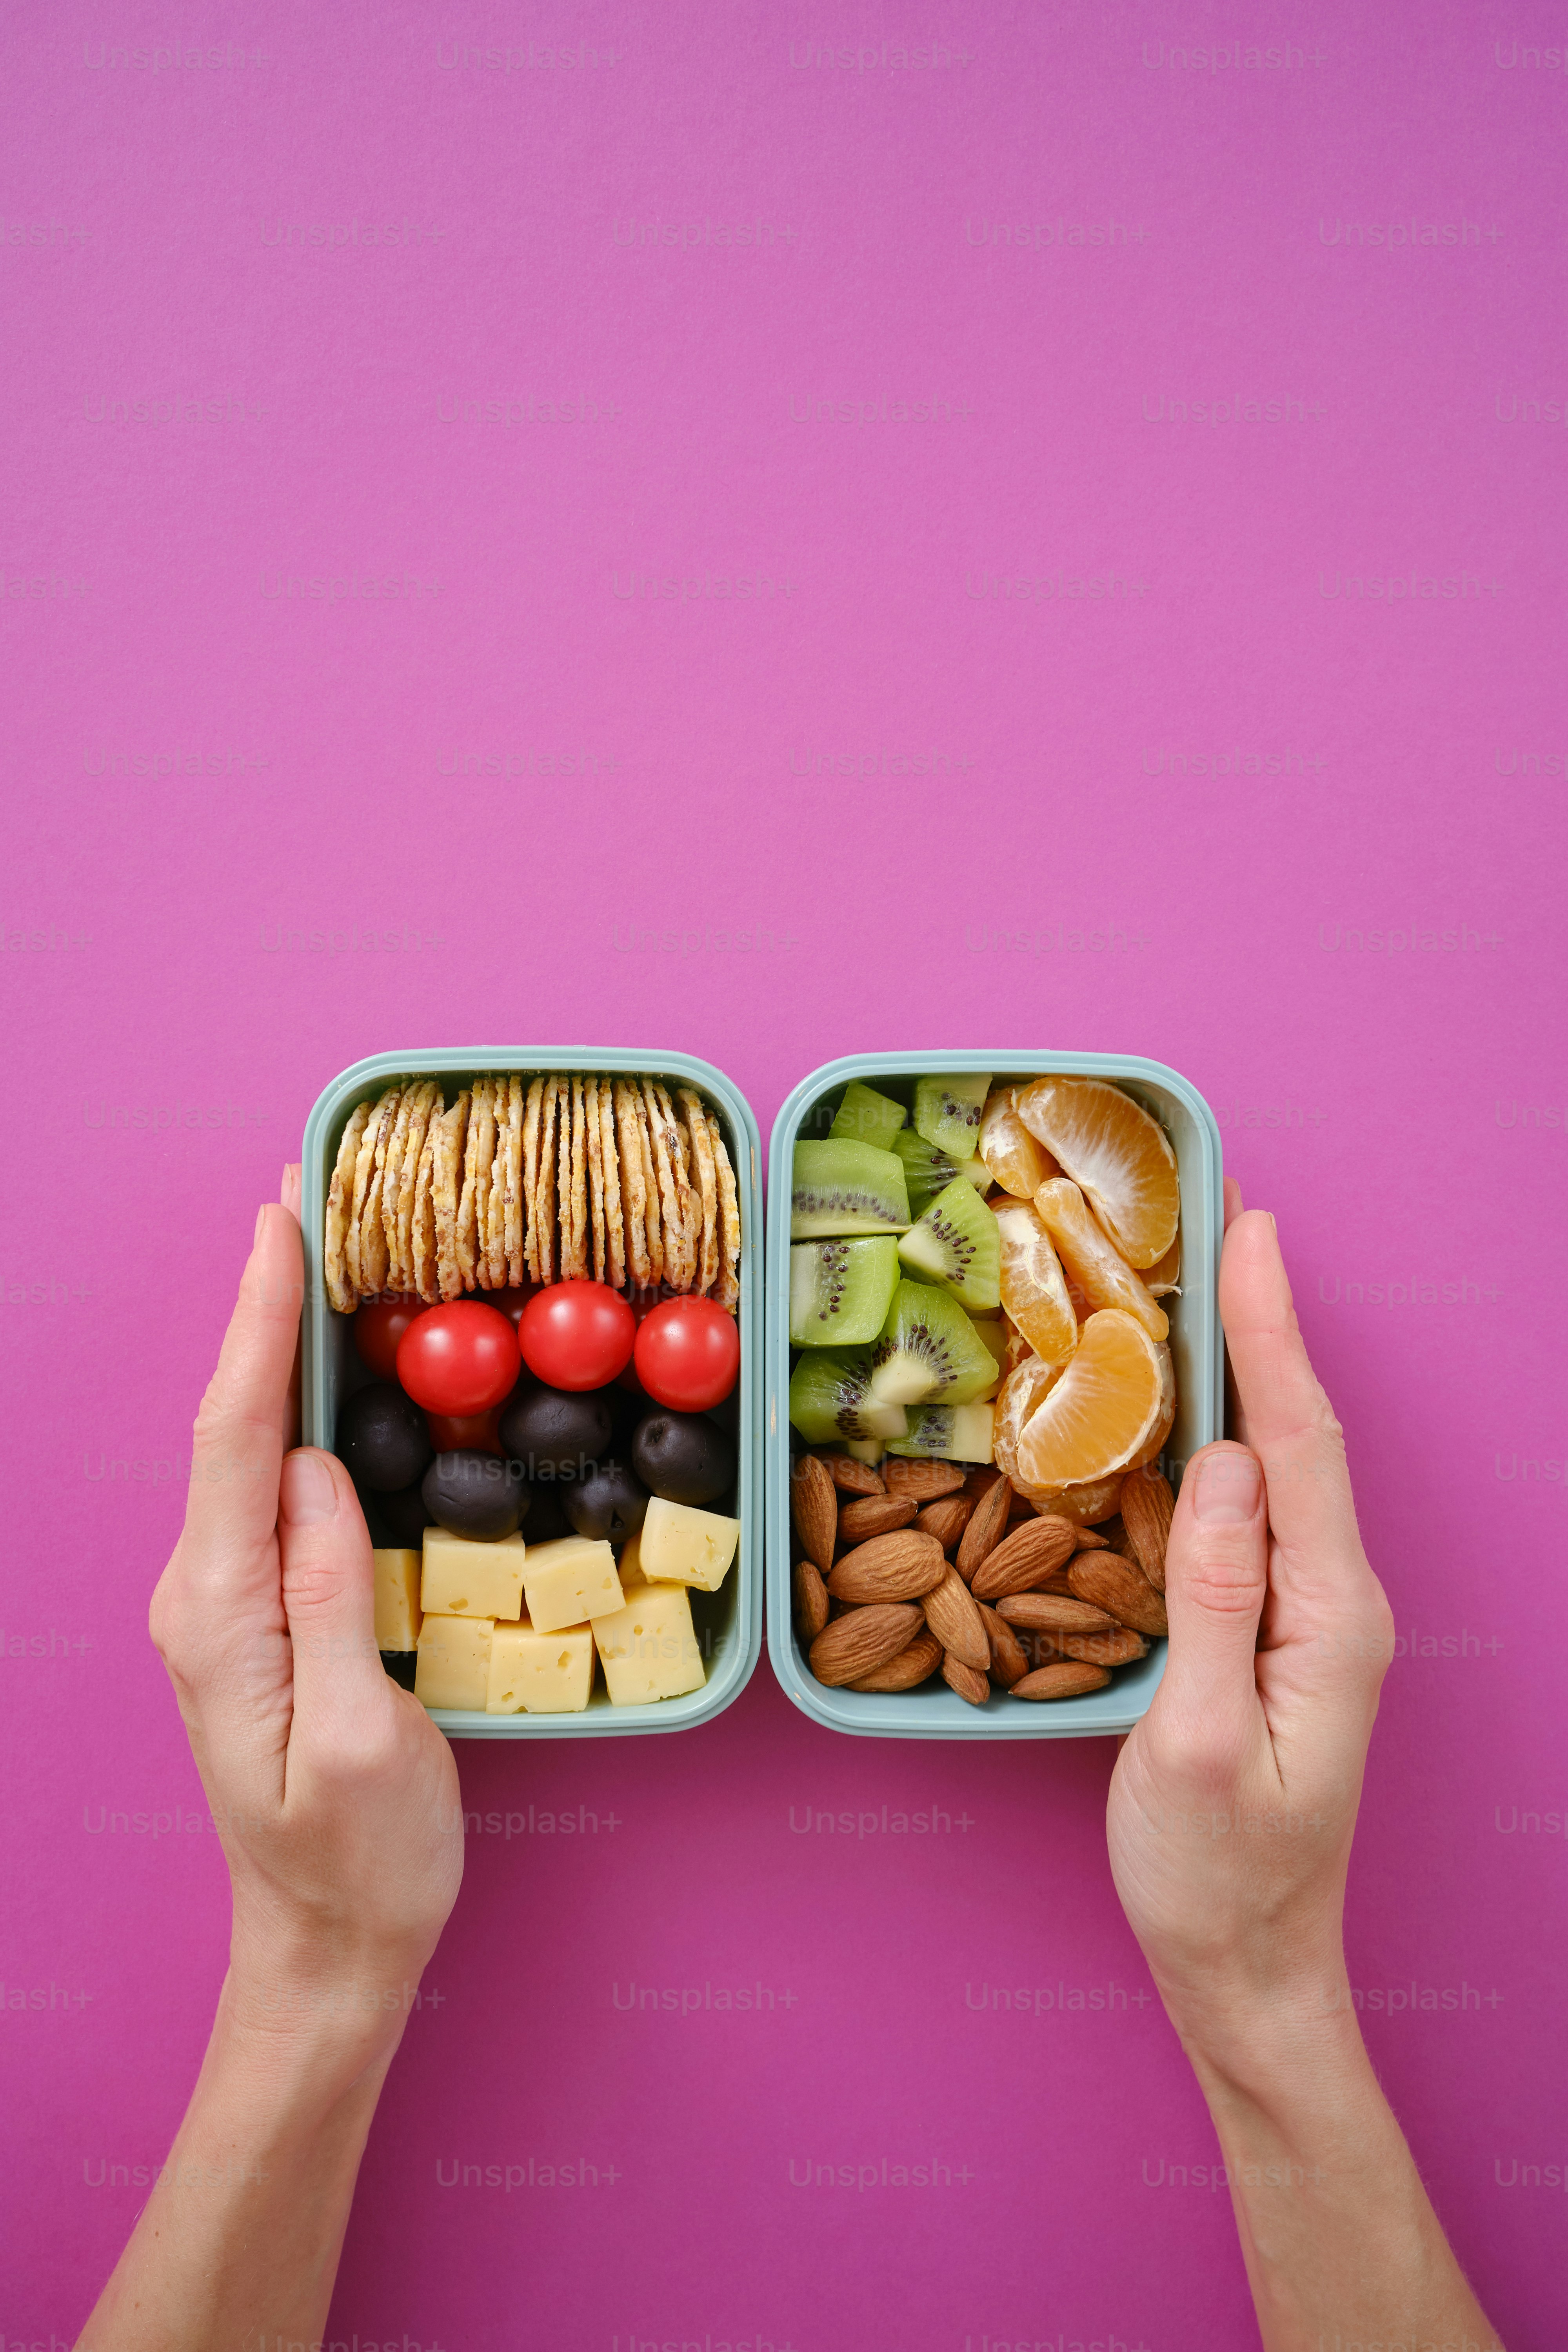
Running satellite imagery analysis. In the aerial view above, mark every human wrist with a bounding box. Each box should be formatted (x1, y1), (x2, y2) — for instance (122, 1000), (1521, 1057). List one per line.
(1156, 1963), (1374, 2110)
(220, 1924), (438, 2089)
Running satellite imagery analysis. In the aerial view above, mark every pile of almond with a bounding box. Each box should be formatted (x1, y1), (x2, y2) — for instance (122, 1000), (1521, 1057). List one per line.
(790, 1452), (1174, 1705)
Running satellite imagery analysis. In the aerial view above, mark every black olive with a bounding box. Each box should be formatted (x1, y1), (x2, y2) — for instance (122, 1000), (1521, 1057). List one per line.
(519, 1482), (574, 1544)
(564, 1460), (649, 1545)
(498, 1382), (612, 1481)
(631, 1410), (737, 1507)
(421, 1449), (530, 1541)
(337, 1382), (433, 1493)
(364, 1480), (436, 1549)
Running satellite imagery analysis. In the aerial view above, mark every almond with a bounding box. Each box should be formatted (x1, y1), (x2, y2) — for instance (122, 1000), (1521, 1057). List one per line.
(884, 1458), (966, 1501)
(1009, 1661), (1111, 1701)
(955, 1471), (1012, 1582)
(942, 1653), (990, 1706)
(848, 1629), (943, 1692)
(921, 1565), (990, 1669)
(793, 1557), (830, 1643)
(808, 1602), (925, 1687)
(995, 1592), (1116, 1634)
(1072, 1526), (1111, 1550)
(962, 1464), (1006, 1499)
(1031, 1627), (1150, 1668)
(837, 1494), (919, 1543)
(970, 1514), (1078, 1600)
(916, 1494), (974, 1553)
(790, 1453), (837, 1575)
(814, 1449), (885, 1497)
(1068, 1554), (1168, 1638)
(977, 1600), (1030, 1688)
(827, 1529), (947, 1604)
(1119, 1465), (1175, 1591)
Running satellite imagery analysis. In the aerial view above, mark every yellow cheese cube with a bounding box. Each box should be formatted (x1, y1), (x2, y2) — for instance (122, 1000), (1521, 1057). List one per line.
(594, 1580), (706, 1705)
(372, 1549), (423, 1651)
(414, 1614), (494, 1710)
(486, 1620), (595, 1715)
(521, 1535), (623, 1633)
(421, 1527), (525, 1622)
(638, 1496), (740, 1592)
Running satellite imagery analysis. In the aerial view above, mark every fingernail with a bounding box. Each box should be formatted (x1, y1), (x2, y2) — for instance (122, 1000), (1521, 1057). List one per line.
(1193, 1449), (1263, 1523)
(254, 1203), (268, 1246)
(280, 1450), (339, 1526)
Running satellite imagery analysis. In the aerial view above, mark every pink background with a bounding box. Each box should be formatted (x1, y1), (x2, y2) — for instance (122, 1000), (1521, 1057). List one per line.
(4, 2), (1565, 2343)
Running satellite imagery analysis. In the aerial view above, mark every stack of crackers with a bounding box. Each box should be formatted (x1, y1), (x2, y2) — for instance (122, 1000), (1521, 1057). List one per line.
(323, 1072), (741, 1317)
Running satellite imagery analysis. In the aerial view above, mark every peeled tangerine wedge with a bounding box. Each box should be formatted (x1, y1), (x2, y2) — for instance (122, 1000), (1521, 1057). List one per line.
(994, 1198), (1079, 1365)
(991, 1352), (1064, 1486)
(1034, 1177), (1168, 1343)
(1015, 1309), (1173, 1490)
(1014, 1076), (1179, 1270)
(978, 1087), (1060, 1199)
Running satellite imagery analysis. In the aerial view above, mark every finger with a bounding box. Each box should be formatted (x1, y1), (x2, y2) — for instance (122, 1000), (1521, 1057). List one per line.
(182, 1205), (305, 1561)
(277, 1449), (387, 1714)
(1217, 1211), (1363, 1565)
(1159, 1440), (1269, 1736)
(281, 1165), (303, 1448)
(1223, 1175), (1245, 1228)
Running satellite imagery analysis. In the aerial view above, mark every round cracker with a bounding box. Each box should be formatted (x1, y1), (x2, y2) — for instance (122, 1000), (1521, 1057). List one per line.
(456, 1078), (491, 1291)
(677, 1085), (719, 1295)
(500, 1074), (525, 1287)
(378, 1085), (421, 1291)
(348, 1085), (399, 1298)
(521, 1076), (545, 1283)
(410, 1118), (440, 1303)
(584, 1074), (606, 1284)
(323, 1099), (370, 1313)
(359, 1082), (404, 1297)
(471, 1078), (499, 1289)
(569, 1073), (590, 1281)
(614, 1079), (650, 1288)
(645, 1078), (693, 1291)
(630, 1079), (663, 1286)
(434, 1091), (470, 1302)
(597, 1075), (625, 1291)
(534, 1074), (560, 1284)
(708, 1107), (741, 1314)
(394, 1081), (441, 1294)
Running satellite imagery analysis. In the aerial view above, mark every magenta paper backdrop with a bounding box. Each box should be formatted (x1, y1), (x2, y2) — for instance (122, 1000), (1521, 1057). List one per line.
(3, 2), (1565, 2345)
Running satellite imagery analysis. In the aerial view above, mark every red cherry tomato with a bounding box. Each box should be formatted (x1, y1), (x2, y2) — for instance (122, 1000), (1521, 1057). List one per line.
(354, 1295), (427, 1379)
(396, 1300), (520, 1415)
(518, 1281), (636, 1392)
(425, 1406), (505, 1457)
(633, 1296), (739, 1412)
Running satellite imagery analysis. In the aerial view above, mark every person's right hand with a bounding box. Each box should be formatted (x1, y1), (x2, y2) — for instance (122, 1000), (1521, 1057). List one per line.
(149, 1174), (462, 2081)
(1107, 1188), (1395, 2051)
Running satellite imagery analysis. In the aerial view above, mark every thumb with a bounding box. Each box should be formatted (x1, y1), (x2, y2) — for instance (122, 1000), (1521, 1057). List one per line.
(278, 1448), (386, 1710)
(1160, 1441), (1268, 1729)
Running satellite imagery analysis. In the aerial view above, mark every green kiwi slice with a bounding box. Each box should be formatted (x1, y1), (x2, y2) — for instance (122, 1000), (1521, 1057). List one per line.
(896, 1178), (1001, 1313)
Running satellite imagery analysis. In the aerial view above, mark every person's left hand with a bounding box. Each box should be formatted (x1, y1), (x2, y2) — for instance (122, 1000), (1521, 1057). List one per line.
(149, 1169), (461, 2079)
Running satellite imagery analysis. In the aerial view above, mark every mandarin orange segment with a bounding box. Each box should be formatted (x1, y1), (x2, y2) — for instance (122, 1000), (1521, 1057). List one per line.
(994, 1198), (1080, 1364)
(1014, 1076), (1179, 1269)
(991, 1354), (1064, 1485)
(1144, 1232), (1181, 1297)
(1014, 1471), (1127, 1524)
(979, 1088), (1059, 1199)
(1034, 1177), (1168, 1343)
(1015, 1309), (1168, 1489)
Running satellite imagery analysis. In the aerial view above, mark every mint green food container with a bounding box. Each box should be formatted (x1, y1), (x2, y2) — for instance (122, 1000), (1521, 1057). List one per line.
(303, 1048), (763, 1739)
(766, 1052), (1223, 1739)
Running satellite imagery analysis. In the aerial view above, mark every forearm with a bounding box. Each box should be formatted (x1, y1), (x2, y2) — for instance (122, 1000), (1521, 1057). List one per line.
(1181, 2000), (1501, 2352)
(78, 1972), (399, 2352)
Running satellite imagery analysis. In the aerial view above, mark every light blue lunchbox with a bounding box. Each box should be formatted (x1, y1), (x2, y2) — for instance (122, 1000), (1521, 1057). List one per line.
(765, 1051), (1224, 1739)
(302, 1048), (763, 1739)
